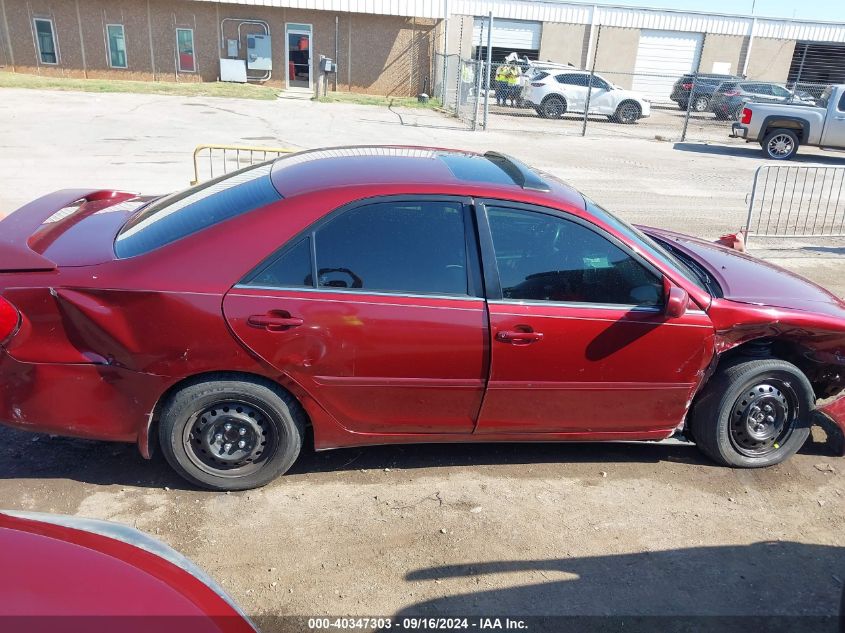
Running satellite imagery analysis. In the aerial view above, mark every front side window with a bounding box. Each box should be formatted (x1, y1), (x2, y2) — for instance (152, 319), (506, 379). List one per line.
(107, 24), (127, 69)
(313, 201), (468, 296)
(115, 162), (281, 258)
(34, 18), (57, 64)
(487, 207), (663, 307)
(176, 28), (195, 72)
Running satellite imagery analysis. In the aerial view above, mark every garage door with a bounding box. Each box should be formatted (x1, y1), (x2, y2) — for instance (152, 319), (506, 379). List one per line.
(473, 18), (542, 50)
(632, 30), (703, 103)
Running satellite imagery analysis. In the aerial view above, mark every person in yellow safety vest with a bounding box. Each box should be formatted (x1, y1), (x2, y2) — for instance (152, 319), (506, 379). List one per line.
(495, 64), (509, 107)
(459, 62), (474, 105)
(504, 63), (521, 107)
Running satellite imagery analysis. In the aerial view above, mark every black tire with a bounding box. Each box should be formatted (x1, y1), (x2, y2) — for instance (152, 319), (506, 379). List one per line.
(690, 359), (813, 468)
(613, 101), (641, 124)
(762, 128), (800, 160)
(714, 111), (730, 121)
(159, 376), (305, 491)
(539, 95), (566, 119)
(677, 101), (688, 111)
(691, 95), (710, 112)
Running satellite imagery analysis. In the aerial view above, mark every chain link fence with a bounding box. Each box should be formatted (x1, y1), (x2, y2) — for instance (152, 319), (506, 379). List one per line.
(432, 20), (842, 144)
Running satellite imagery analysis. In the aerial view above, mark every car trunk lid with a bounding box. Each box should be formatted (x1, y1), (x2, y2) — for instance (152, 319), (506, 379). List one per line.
(0, 190), (144, 270)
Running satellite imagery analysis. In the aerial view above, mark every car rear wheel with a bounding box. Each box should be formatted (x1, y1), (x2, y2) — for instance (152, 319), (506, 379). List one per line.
(612, 101), (641, 124)
(538, 95), (567, 119)
(691, 95), (710, 112)
(689, 359), (812, 468)
(159, 376), (305, 491)
(762, 128), (800, 160)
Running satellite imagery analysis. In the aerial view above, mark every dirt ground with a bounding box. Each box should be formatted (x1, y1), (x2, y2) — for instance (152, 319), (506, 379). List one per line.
(1, 88), (844, 631)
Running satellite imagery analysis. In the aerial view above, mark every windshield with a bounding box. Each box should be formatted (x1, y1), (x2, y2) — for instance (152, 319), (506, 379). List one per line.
(584, 198), (711, 294)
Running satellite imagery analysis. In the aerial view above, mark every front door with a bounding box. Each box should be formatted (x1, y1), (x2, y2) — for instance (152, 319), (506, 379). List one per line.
(285, 23), (312, 90)
(821, 90), (845, 147)
(223, 198), (488, 434)
(475, 203), (714, 436)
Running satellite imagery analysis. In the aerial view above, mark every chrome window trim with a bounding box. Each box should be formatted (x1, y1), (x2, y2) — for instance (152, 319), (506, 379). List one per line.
(232, 284), (482, 302)
(488, 299), (661, 312)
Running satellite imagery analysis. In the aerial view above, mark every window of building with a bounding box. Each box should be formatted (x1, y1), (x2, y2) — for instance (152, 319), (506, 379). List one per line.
(487, 207), (663, 307)
(176, 28), (195, 72)
(34, 18), (58, 65)
(106, 24), (127, 69)
(312, 201), (469, 296)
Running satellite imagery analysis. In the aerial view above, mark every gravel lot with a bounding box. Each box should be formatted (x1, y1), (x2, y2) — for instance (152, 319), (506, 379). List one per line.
(1, 88), (844, 631)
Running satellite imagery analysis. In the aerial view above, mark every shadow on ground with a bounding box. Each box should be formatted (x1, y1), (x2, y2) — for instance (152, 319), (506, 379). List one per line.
(0, 415), (841, 490)
(674, 142), (845, 164)
(387, 543), (845, 633)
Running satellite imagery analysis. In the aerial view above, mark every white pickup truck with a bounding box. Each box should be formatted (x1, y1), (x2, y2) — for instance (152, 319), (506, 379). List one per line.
(730, 84), (845, 160)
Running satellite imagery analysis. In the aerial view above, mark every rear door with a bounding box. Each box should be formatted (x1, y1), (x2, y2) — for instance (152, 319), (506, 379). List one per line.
(223, 197), (488, 435)
(474, 202), (714, 436)
(555, 73), (588, 111)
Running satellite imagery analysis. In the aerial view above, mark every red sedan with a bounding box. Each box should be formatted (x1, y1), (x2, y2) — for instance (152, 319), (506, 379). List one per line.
(0, 510), (255, 631)
(1, 147), (843, 490)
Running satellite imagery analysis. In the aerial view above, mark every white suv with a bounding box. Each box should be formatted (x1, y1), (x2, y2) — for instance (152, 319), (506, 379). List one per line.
(523, 70), (651, 124)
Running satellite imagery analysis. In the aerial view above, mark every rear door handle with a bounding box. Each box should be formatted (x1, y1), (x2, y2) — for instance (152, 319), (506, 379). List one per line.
(247, 313), (304, 332)
(496, 329), (544, 345)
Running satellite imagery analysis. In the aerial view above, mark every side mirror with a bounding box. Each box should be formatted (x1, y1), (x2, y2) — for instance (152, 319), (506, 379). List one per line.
(665, 285), (689, 319)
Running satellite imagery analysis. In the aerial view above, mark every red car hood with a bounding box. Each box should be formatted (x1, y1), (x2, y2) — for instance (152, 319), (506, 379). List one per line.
(643, 227), (845, 319)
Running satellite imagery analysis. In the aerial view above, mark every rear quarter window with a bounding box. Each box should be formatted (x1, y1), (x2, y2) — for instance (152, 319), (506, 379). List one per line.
(114, 162), (281, 258)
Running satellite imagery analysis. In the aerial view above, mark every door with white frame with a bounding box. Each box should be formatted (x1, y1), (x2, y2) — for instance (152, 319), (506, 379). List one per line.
(286, 23), (312, 90)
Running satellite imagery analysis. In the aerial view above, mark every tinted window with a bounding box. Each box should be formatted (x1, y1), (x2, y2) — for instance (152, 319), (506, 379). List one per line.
(589, 75), (610, 90)
(838, 92), (845, 111)
(246, 237), (312, 288)
(771, 85), (790, 98)
(488, 207), (662, 307)
(556, 73), (587, 87)
(314, 201), (468, 296)
(115, 162), (281, 258)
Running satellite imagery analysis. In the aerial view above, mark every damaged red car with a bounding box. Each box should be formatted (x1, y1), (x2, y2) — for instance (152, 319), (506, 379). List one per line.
(1, 146), (843, 491)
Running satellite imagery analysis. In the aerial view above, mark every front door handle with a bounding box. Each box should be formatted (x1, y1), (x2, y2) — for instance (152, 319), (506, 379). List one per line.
(496, 329), (544, 345)
(247, 313), (304, 332)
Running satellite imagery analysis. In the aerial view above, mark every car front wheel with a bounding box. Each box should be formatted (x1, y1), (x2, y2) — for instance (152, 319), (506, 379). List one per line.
(689, 358), (812, 468)
(762, 128), (800, 160)
(612, 101), (641, 124)
(159, 376), (305, 490)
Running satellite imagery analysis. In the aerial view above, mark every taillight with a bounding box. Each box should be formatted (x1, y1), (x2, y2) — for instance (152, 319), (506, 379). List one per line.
(0, 296), (19, 344)
(682, 82), (693, 90)
(723, 90), (740, 96)
(740, 107), (752, 124)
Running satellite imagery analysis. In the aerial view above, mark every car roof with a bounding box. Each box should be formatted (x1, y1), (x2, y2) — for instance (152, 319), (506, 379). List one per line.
(268, 146), (586, 210)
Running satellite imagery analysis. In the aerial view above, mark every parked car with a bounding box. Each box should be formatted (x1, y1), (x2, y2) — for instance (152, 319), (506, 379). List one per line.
(731, 84), (845, 159)
(710, 81), (817, 120)
(670, 73), (742, 112)
(1, 147), (844, 491)
(0, 510), (255, 631)
(523, 70), (651, 123)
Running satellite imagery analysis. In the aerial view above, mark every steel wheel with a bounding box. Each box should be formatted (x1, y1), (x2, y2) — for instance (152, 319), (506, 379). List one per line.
(728, 381), (796, 458)
(767, 133), (795, 158)
(183, 400), (277, 478)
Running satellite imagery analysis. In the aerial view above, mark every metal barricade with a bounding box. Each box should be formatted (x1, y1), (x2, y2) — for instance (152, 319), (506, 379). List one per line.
(745, 165), (845, 243)
(191, 144), (296, 184)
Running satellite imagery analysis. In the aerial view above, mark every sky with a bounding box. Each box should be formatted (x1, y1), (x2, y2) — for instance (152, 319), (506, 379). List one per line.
(595, 0), (845, 22)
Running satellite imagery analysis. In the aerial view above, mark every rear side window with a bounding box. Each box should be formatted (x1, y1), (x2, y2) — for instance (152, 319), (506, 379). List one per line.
(556, 73), (587, 86)
(314, 201), (468, 295)
(244, 201), (470, 296)
(115, 162), (281, 258)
